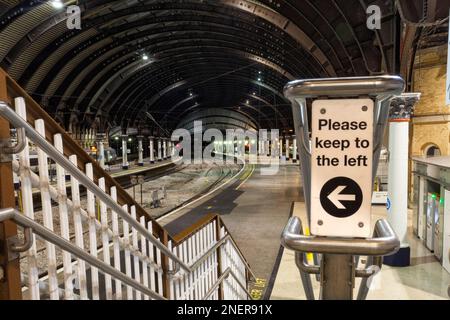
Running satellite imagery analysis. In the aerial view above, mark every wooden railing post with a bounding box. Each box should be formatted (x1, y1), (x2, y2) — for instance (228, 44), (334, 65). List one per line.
(215, 217), (224, 300)
(160, 229), (171, 299)
(0, 71), (22, 300)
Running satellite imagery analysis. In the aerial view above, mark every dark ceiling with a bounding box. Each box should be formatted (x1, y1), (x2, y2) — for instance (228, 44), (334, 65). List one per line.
(0, 0), (444, 135)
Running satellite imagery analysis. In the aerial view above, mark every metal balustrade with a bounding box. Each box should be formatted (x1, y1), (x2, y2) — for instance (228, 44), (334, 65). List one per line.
(0, 95), (255, 300)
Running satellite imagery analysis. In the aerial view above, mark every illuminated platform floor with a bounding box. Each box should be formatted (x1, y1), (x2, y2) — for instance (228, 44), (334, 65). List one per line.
(271, 203), (450, 300)
(159, 160), (303, 299)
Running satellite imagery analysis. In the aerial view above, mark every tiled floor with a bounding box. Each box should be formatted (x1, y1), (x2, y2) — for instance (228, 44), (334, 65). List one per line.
(271, 203), (450, 300)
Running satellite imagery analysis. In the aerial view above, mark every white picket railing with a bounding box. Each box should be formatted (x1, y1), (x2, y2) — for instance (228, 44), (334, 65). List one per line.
(0, 97), (254, 300)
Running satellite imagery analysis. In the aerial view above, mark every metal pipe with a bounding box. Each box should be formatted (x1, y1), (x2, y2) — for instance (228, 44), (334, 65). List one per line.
(295, 252), (316, 300)
(0, 208), (166, 300)
(184, 235), (256, 281)
(0, 127), (26, 155)
(284, 75), (405, 98)
(281, 216), (400, 256)
(0, 101), (191, 272)
(10, 227), (33, 253)
(202, 268), (253, 300)
(295, 251), (320, 275)
(278, 214), (316, 300)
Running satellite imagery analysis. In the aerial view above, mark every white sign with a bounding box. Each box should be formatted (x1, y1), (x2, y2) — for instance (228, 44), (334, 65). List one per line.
(311, 99), (374, 238)
(447, 9), (450, 105)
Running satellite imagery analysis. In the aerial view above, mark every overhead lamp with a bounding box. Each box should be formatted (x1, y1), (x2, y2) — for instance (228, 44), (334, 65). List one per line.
(253, 92), (256, 95)
(114, 136), (119, 141)
(51, 0), (64, 9)
(128, 138), (132, 142)
(190, 92), (193, 97)
(142, 54), (149, 61)
(246, 100), (250, 104)
(258, 71), (262, 74)
(257, 78), (262, 82)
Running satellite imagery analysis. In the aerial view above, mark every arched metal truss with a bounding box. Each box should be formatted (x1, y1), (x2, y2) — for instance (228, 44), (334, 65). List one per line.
(0, 0), (399, 133)
(176, 108), (258, 132)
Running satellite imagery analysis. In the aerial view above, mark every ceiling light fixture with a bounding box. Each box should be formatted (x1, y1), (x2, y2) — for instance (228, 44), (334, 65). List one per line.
(51, 0), (64, 9)
(142, 54), (149, 61)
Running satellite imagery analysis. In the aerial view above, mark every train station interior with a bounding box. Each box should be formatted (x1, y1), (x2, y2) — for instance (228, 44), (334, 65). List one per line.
(0, 0), (450, 303)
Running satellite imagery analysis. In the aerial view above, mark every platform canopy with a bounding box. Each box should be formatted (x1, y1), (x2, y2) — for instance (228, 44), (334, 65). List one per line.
(0, 0), (447, 133)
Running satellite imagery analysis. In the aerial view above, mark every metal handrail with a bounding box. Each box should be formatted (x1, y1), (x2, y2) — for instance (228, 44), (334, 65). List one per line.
(284, 75), (405, 98)
(202, 268), (253, 300)
(179, 234), (256, 281)
(281, 216), (400, 256)
(0, 208), (166, 300)
(0, 101), (192, 271)
(0, 127), (26, 155)
(0, 101), (254, 292)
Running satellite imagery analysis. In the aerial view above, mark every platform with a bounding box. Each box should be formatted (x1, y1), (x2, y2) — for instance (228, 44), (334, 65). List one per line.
(271, 202), (450, 300)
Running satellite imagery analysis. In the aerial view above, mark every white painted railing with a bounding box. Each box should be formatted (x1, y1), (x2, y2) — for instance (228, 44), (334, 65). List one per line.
(0, 98), (254, 300)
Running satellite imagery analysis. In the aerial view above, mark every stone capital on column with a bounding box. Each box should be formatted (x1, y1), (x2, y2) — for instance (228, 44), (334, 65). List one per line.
(389, 93), (421, 121)
(96, 133), (106, 142)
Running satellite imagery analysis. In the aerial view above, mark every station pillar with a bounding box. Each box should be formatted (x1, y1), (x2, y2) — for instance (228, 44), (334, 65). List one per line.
(149, 137), (155, 164)
(167, 141), (172, 158)
(384, 93), (421, 267)
(167, 139), (171, 159)
(292, 137), (298, 163)
(137, 135), (144, 166)
(162, 138), (167, 159)
(96, 133), (106, 169)
(157, 138), (162, 161)
(121, 134), (129, 170)
(279, 139), (283, 159)
(285, 137), (290, 160)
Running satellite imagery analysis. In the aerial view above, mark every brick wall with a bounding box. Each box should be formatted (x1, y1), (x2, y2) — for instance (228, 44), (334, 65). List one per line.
(411, 45), (449, 157)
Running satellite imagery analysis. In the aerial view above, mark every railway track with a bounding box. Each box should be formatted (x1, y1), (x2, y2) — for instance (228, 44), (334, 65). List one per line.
(19, 161), (181, 212)
(154, 163), (238, 221)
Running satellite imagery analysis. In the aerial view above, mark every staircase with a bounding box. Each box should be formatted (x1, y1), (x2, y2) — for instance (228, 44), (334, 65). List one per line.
(0, 68), (255, 300)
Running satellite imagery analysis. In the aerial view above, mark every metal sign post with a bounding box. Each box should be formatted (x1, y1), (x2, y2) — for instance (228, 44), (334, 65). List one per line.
(282, 76), (405, 300)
